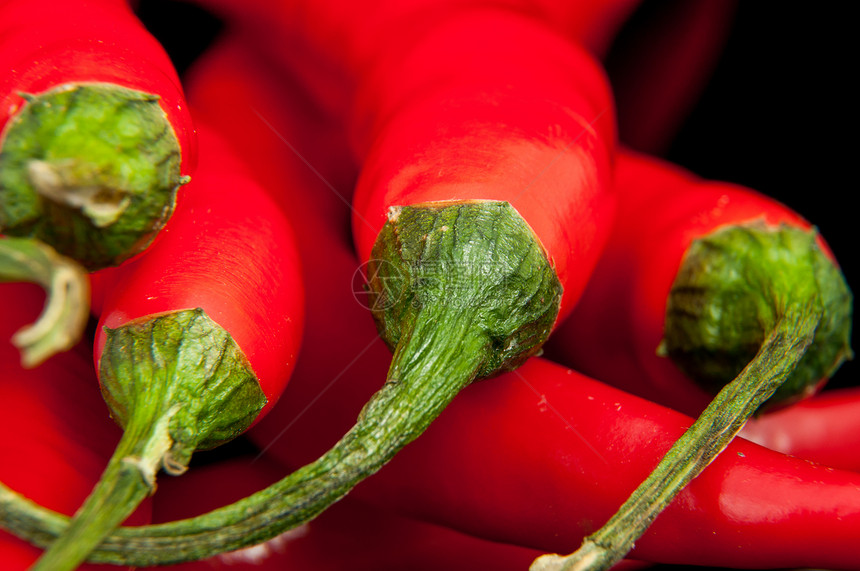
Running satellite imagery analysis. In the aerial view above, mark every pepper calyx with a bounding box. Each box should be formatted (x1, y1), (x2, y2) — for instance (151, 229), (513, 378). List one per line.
(0, 82), (189, 270)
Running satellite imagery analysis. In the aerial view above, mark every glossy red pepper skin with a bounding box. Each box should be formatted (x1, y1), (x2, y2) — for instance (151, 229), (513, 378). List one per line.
(262, 349), (860, 570)
(0, 0), (195, 172)
(0, 283), (150, 570)
(740, 386), (860, 473)
(183, 35), (859, 571)
(91, 121), (304, 418)
(544, 149), (833, 417)
(149, 456), (558, 571)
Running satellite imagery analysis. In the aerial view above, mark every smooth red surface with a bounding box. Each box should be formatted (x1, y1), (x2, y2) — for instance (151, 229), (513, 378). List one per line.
(0, 283), (151, 570)
(352, 357), (860, 569)
(545, 149), (825, 417)
(92, 121), (304, 419)
(0, 0), (196, 173)
(740, 385), (860, 473)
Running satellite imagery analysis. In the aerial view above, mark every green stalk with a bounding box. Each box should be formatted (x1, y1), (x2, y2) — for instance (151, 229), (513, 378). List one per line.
(29, 401), (175, 570)
(530, 307), (819, 571)
(1, 328), (476, 565)
(0, 200), (563, 565)
(0, 236), (89, 366)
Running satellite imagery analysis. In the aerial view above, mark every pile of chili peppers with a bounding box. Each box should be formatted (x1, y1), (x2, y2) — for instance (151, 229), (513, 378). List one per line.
(1, 1), (857, 570)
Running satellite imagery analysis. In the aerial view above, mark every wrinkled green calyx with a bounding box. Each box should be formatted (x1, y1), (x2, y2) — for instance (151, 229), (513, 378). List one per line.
(661, 222), (853, 409)
(0, 82), (188, 270)
(366, 200), (562, 380)
(25, 308), (265, 571)
(100, 308), (266, 460)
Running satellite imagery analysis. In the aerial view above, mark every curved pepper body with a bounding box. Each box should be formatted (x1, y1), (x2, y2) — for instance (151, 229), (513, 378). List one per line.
(351, 356), (860, 570)
(91, 121), (304, 419)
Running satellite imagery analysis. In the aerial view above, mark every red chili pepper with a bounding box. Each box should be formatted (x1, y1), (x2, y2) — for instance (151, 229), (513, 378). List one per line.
(352, 357), (860, 570)
(304, 4), (617, 530)
(254, 341), (860, 569)
(545, 149), (853, 418)
(0, 282), (150, 571)
(148, 455), (560, 571)
(739, 385), (860, 473)
(0, 0), (195, 270)
(92, 121), (304, 420)
(350, 11), (614, 304)
(16, 119), (303, 570)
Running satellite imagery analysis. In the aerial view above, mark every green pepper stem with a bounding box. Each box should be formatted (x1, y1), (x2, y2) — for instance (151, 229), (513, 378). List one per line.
(0, 236), (89, 367)
(0, 308), (483, 566)
(0, 308), (266, 567)
(29, 403), (175, 571)
(529, 307), (821, 571)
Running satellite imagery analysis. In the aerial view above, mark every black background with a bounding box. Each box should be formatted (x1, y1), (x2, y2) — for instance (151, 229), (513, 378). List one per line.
(628, 1), (857, 392)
